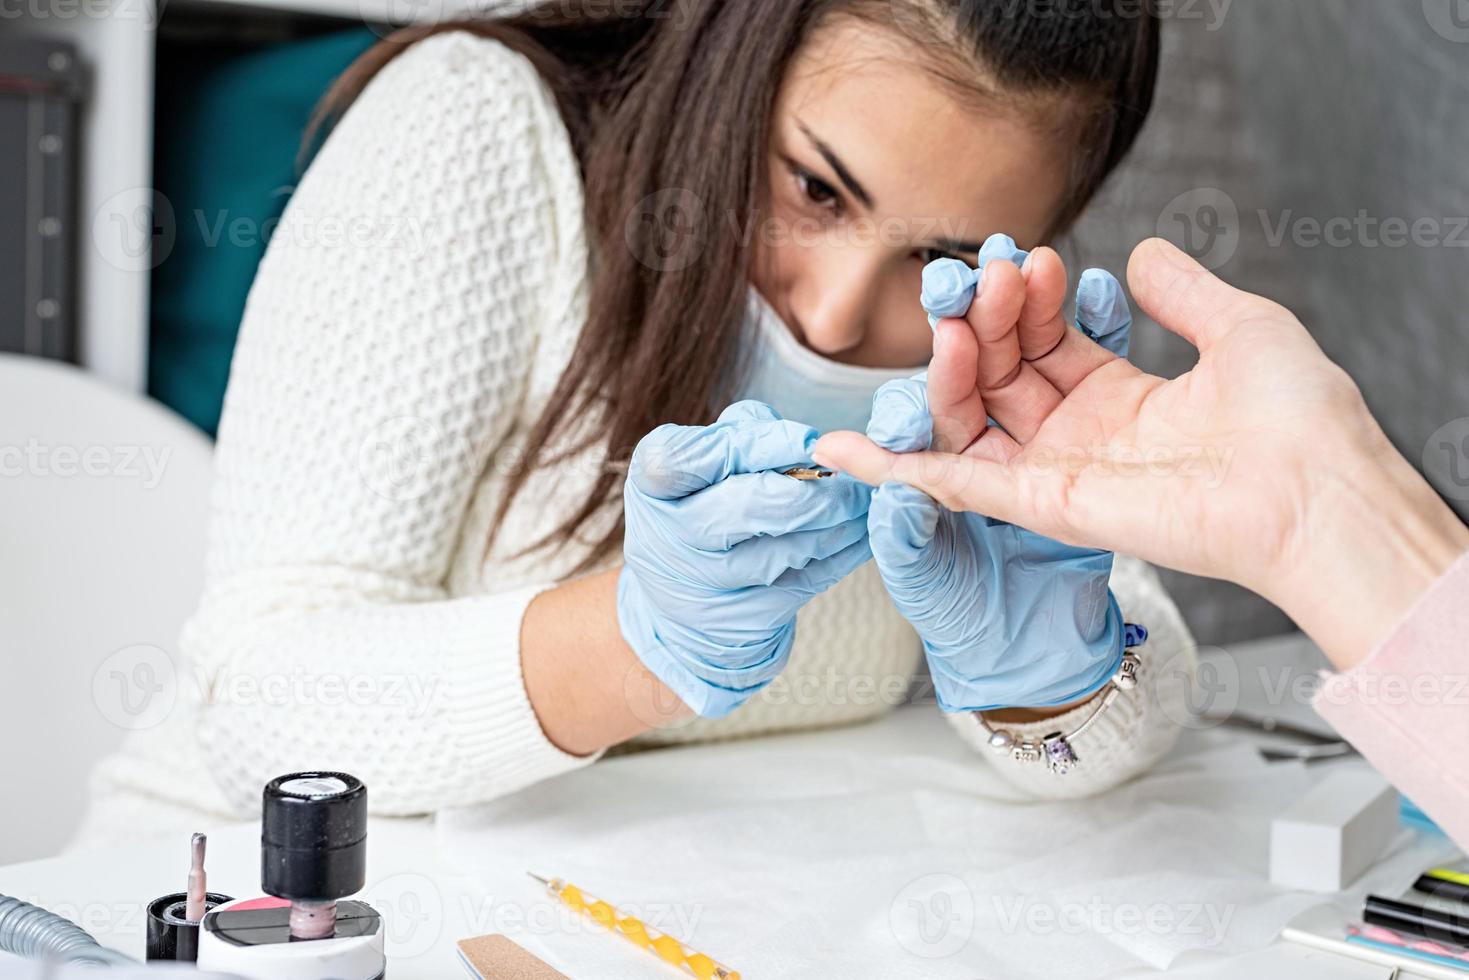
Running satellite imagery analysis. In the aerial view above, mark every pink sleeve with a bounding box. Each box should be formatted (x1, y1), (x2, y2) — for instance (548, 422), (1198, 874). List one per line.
(1313, 552), (1469, 851)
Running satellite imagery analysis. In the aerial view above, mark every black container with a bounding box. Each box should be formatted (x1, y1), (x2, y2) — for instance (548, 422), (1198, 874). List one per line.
(145, 890), (233, 962)
(261, 772), (367, 902)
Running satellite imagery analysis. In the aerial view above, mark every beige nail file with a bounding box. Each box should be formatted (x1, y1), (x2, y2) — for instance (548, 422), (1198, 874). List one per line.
(456, 935), (569, 979)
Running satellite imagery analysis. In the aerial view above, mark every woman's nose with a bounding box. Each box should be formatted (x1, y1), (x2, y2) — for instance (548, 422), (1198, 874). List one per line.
(794, 256), (879, 356)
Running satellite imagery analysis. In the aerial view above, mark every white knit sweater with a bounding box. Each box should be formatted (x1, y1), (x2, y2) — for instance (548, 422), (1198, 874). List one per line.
(77, 32), (1195, 843)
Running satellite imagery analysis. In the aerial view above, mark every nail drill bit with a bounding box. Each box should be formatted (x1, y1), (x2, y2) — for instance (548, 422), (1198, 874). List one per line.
(185, 833), (208, 922)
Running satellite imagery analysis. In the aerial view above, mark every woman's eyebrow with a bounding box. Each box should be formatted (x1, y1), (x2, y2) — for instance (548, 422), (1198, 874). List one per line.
(797, 121), (874, 209)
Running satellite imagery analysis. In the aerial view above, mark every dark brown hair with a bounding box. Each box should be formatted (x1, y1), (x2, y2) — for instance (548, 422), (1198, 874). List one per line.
(314, 0), (1161, 571)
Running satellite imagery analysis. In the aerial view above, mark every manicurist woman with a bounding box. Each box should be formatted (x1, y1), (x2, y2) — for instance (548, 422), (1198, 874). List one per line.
(81, 0), (1196, 836)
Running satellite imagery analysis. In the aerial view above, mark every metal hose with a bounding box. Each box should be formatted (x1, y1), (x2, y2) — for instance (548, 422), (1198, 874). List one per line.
(0, 893), (136, 967)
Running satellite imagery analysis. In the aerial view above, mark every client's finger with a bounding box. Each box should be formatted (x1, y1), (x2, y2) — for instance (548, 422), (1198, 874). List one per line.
(1017, 248), (1119, 394)
(965, 259), (1063, 442)
(887, 452), (1023, 525)
(927, 320), (988, 453)
(1127, 238), (1290, 351)
(960, 423), (1022, 465)
(812, 431), (908, 489)
(813, 426), (1020, 492)
(817, 438), (1029, 527)
(965, 259), (1026, 389)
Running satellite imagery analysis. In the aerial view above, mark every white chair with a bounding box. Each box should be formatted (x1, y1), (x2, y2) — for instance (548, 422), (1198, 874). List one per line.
(0, 354), (213, 863)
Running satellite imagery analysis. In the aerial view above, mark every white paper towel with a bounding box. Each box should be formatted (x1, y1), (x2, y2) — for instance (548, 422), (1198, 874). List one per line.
(437, 708), (1453, 979)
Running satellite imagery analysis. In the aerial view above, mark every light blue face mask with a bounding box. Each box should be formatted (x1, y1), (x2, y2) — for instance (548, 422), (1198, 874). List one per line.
(732, 289), (919, 435)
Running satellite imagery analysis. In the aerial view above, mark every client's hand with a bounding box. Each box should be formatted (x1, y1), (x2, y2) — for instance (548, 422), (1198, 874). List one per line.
(620, 401), (872, 717)
(816, 239), (1469, 667)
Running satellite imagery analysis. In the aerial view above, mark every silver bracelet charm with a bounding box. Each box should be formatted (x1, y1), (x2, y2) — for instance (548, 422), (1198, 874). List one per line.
(973, 629), (1145, 776)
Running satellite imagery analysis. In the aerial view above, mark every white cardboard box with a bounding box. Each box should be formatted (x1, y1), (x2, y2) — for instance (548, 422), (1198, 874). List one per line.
(1270, 769), (1399, 893)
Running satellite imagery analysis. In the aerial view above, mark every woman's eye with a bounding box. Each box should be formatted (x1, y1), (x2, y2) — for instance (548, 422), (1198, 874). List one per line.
(918, 247), (964, 264)
(796, 170), (840, 210)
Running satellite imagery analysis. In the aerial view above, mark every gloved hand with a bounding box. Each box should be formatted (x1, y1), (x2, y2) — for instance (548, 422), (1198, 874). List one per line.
(866, 235), (1135, 711)
(866, 379), (1125, 711)
(619, 401), (874, 718)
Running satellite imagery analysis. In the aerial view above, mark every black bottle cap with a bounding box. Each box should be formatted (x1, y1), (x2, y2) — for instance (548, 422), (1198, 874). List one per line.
(145, 891), (233, 962)
(261, 772), (367, 902)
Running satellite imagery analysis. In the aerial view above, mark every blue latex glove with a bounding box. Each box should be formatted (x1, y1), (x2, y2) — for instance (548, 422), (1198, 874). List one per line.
(920, 233), (1133, 357)
(867, 380), (1125, 711)
(864, 234), (1136, 711)
(619, 401), (874, 717)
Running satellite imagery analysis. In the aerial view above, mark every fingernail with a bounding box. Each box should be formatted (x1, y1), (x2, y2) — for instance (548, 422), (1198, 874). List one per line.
(1021, 252), (1035, 278)
(811, 451), (833, 469)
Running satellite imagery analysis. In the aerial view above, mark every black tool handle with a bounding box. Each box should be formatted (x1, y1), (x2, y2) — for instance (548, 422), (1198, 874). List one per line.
(1364, 894), (1469, 948)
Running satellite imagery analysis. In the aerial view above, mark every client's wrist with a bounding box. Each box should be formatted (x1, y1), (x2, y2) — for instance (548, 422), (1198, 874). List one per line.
(982, 692), (1101, 725)
(1270, 436), (1469, 671)
(973, 647), (1144, 776)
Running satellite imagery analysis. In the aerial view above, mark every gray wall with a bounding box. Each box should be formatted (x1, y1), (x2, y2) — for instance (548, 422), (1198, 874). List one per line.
(1068, 0), (1469, 645)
